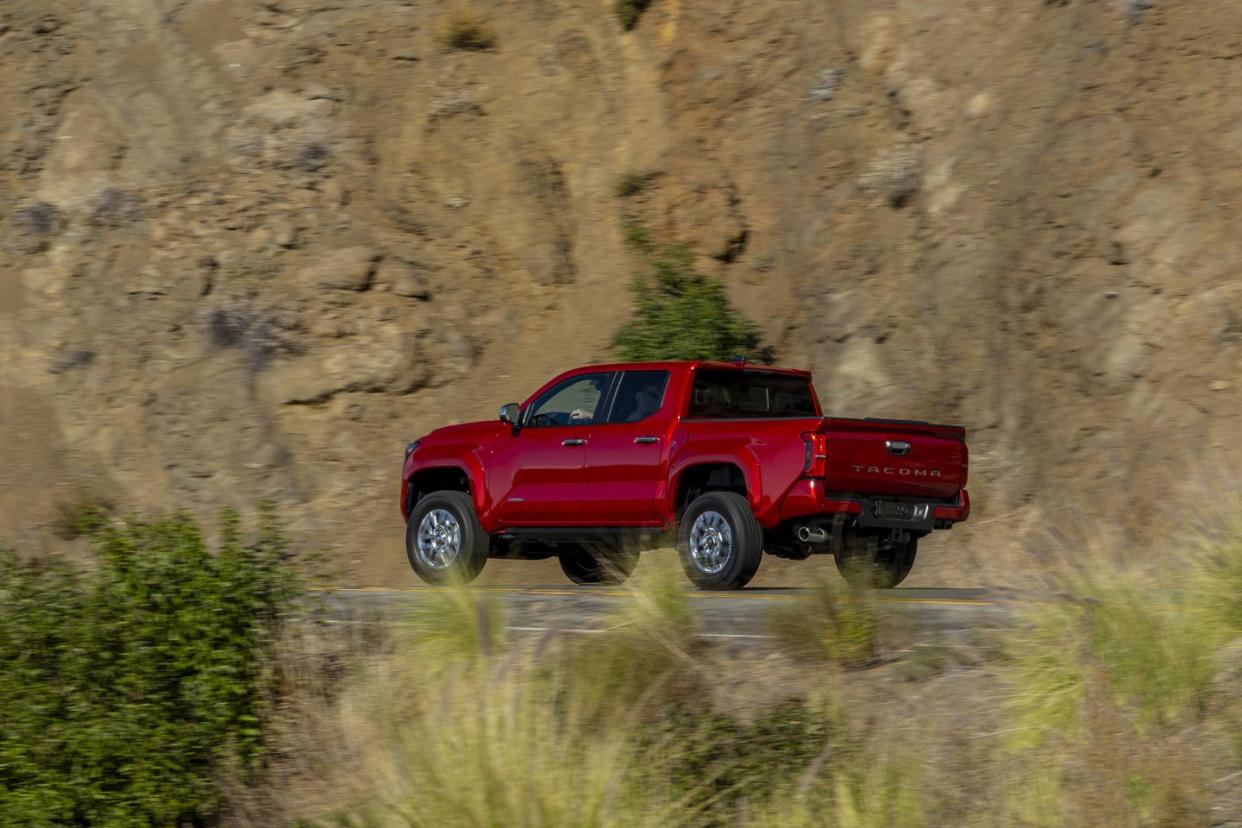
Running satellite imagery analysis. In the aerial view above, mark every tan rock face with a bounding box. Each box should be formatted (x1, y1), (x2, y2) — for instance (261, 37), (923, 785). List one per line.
(1, 0), (1240, 584)
(298, 247), (381, 292)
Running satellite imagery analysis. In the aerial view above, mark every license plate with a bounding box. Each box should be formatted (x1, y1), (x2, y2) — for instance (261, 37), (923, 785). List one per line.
(873, 502), (930, 521)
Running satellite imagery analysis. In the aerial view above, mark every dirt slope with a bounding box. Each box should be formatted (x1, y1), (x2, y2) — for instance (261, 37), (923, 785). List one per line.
(1, 0), (1240, 585)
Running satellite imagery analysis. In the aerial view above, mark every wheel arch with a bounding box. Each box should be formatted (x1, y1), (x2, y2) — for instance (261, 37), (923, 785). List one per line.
(669, 458), (759, 521)
(403, 462), (482, 519)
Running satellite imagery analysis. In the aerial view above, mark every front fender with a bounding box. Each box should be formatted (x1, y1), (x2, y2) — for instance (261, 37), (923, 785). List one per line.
(401, 448), (490, 525)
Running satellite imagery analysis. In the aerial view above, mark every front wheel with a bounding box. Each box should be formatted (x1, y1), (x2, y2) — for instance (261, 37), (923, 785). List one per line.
(405, 490), (489, 584)
(558, 544), (640, 585)
(835, 536), (918, 589)
(678, 491), (763, 590)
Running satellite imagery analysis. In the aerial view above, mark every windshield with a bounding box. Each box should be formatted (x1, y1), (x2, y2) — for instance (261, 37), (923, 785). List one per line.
(688, 370), (818, 419)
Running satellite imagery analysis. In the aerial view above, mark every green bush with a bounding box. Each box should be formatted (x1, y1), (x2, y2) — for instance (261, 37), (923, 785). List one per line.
(643, 699), (841, 822)
(0, 508), (297, 827)
(613, 217), (767, 362)
(51, 494), (111, 539)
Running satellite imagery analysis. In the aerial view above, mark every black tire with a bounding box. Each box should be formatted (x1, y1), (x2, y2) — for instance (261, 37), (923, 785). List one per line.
(835, 536), (918, 589)
(558, 544), (640, 585)
(677, 491), (763, 590)
(405, 490), (489, 585)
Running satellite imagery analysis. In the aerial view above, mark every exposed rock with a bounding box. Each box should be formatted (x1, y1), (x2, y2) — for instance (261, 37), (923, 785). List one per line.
(860, 145), (921, 208)
(376, 260), (435, 300)
(298, 247), (381, 291)
(257, 327), (429, 404)
(809, 68), (843, 101)
(1, 0), (1241, 589)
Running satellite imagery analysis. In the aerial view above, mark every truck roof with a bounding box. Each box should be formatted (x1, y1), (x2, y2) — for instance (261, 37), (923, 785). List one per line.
(569, 360), (812, 378)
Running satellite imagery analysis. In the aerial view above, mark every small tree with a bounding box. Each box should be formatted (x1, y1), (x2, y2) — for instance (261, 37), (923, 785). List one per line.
(613, 220), (768, 362)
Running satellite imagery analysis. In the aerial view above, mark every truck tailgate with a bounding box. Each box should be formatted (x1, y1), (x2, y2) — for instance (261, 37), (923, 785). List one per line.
(820, 417), (967, 500)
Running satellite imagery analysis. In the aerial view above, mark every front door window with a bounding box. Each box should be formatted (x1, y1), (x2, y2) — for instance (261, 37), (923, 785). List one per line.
(525, 374), (611, 427)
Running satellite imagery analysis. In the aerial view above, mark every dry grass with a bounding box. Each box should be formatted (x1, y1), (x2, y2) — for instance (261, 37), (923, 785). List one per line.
(440, 10), (496, 51)
(229, 506), (1242, 827)
(766, 567), (883, 667)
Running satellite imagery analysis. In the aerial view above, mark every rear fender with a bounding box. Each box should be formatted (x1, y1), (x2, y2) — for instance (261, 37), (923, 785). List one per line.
(666, 450), (765, 523)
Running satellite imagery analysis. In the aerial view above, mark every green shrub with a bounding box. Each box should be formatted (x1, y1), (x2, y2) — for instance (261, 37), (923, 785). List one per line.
(613, 218), (768, 362)
(614, 0), (652, 31)
(441, 11), (496, 51)
(0, 508), (297, 827)
(51, 494), (112, 539)
(767, 572), (881, 668)
(643, 699), (841, 822)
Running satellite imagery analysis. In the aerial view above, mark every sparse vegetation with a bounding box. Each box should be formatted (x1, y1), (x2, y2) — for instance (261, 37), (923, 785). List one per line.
(441, 11), (496, 51)
(1005, 564), (1232, 746)
(204, 305), (299, 372)
(767, 570), (882, 667)
(12, 201), (62, 253)
(0, 509), (297, 827)
(614, 170), (657, 198)
(6, 506), (1242, 826)
(614, 216), (768, 362)
(554, 557), (698, 713)
(994, 531), (1242, 826)
(614, 0), (653, 31)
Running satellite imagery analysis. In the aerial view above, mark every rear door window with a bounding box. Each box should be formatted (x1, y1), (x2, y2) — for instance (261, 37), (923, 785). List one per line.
(607, 370), (670, 424)
(689, 370), (817, 419)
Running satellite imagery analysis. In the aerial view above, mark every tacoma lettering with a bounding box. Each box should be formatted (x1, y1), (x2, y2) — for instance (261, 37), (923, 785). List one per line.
(852, 464), (942, 478)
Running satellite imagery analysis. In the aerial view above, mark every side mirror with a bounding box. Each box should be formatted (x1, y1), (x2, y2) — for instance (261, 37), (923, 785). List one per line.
(499, 403), (521, 426)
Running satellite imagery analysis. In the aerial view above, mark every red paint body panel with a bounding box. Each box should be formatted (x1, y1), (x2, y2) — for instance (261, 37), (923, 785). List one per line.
(401, 361), (971, 537)
(819, 417), (967, 500)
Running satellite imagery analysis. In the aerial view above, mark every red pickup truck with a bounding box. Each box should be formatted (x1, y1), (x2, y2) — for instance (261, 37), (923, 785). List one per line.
(400, 361), (970, 590)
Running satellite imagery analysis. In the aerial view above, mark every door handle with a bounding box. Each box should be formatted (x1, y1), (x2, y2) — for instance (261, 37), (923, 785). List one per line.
(634, 436), (660, 444)
(562, 438), (587, 447)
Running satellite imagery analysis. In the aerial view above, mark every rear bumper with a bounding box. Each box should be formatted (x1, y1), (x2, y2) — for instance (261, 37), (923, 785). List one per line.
(776, 479), (970, 527)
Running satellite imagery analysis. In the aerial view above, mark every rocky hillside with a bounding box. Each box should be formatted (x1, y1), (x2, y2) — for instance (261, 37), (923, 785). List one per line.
(2, 0), (1240, 584)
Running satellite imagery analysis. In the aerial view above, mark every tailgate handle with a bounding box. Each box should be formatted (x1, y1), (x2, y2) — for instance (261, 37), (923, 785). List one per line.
(885, 440), (911, 456)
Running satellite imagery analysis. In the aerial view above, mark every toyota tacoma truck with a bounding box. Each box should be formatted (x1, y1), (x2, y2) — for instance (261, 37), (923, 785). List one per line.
(399, 360), (970, 590)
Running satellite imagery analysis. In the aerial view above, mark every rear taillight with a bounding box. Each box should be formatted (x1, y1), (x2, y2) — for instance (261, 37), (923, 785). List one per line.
(802, 432), (828, 478)
(960, 442), (969, 488)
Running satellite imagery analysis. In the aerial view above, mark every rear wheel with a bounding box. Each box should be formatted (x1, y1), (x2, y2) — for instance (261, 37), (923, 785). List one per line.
(405, 490), (489, 584)
(678, 492), (763, 590)
(558, 544), (640, 585)
(835, 536), (918, 589)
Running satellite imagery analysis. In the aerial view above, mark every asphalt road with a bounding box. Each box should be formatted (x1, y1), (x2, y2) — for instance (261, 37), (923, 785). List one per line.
(316, 585), (1012, 644)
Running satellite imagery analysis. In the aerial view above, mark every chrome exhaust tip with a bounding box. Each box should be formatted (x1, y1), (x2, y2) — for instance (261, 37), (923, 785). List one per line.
(797, 526), (829, 544)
